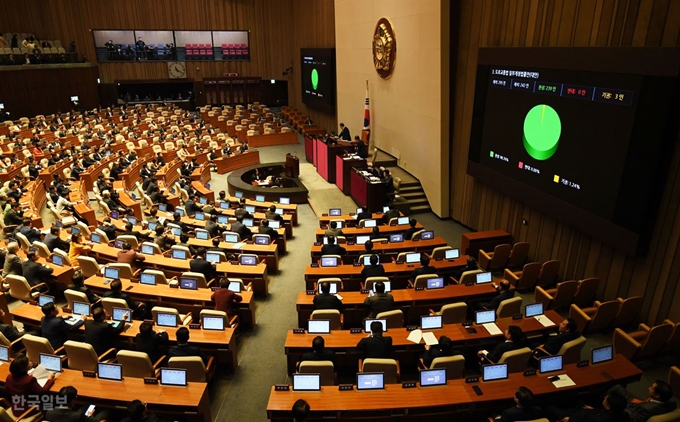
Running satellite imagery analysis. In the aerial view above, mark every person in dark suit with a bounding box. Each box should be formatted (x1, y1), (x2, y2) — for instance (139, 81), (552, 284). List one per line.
(205, 214), (221, 238)
(84, 306), (129, 356)
(452, 256), (478, 281)
(357, 321), (393, 359)
(364, 281), (394, 318)
(258, 219), (279, 239)
(122, 399), (164, 422)
(380, 205), (400, 225)
(292, 400), (310, 422)
(19, 218), (42, 243)
(97, 218), (118, 241)
(338, 123), (351, 141)
(168, 327), (208, 364)
(211, 278), (243, 317)
(403, 219), (419, 240)
(409, 255), (437, 281)
(67, 272), (101, 304)
(421, 335), (456, 368)
(300, 336), (335, 365)
(40, 302), (86, 350)
(265, 205), (283, 222)
(321, 236), (346, 256)
(607, 381), (676, 422)
(45, 386), (102, 422)
(360, 254), (386, 279)
(104, 279), (145, 319)
(355, 136), (368, 159)
(234, 202), (252, 219)
(230, 215), (252, 241)
(497, 387), (545, 422)
(356, 206), (372, 222)
(532, 318), (580, 357)
(44, 226), (70, 252)
(477, 280), (515, 311)
(135, 321), (169, 362)
(324, 221), (344, 237)
(478, 325), (525, 364)
(545, 389), (630, 422)
(21, 252), (52, 289)
(4, 202), (23, 226)
(184, 195), (203, 217)
(313, 282), (342, 311)
(190, 247), (217, 282)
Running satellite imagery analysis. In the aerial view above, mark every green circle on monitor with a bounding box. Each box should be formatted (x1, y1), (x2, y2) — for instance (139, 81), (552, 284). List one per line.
(523, 104), (561, 161)
(311, 69), (319, 90)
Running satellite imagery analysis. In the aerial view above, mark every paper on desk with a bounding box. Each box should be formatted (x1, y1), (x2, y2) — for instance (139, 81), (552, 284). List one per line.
(552, 374), (575, 388)
(29, 364), (58, 387)
(422, 332), (439, 346)
(535, 315), (556, 327)
(335, 294), (343, 301)
(482, 322), (503, 336)
(406, 329), (423, 344)
(232, 242), (245, 249)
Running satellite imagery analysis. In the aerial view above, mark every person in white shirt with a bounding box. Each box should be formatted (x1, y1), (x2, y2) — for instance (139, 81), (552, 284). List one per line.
(56, 193), (75, 213)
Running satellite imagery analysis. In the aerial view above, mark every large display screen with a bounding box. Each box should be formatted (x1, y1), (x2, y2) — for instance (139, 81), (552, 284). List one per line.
(468, 48), (679, 256)
(301, 48), (336, 113)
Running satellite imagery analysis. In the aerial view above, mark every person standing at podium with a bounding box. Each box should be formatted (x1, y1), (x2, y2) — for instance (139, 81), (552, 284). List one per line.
(354, 135), (368, 158)
(338, 123), (351, 141)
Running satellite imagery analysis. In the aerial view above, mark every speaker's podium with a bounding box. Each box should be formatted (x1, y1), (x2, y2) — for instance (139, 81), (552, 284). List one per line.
(285, 153), (299, 178)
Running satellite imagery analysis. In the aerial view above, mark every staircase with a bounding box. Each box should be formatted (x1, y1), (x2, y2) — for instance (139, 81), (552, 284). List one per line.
(373, 150), (431, 215)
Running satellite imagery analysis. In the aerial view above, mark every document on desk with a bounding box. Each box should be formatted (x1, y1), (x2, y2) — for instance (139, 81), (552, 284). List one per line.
(29, 365), (59, 387)
(232, 243), (245, 250)
(406, 329), (423, 344)
(551, 374), (575, 388)
(422, 332), (439, 346)
(535, 315), (556, 327)
(335, 294), (343, 301)
(482, 323), (502, 336)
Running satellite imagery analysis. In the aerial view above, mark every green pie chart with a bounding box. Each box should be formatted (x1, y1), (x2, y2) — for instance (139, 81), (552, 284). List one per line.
(523, 104), (561, 161)
(311, 69), (319, 90)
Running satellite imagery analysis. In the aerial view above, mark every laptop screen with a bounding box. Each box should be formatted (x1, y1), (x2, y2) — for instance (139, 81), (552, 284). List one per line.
(475, 310), (496, 325)
(90, 233), (101, 244)
(320, 257), (338, 267)
(72, 301), (90, 316)
(206, 252), (221, 263)
(217, 215), (229, 224)
(405, 253), (421, 264)
(389, 233), (403, 243)
(220, 201), (230, 210)
(127, 216), (137, 226)
(114, 240), (124, 249)
(364, 319), (388, 333)
(110, 211), (119, 219)
(228, 281), (242, 292)
(179, 278), (198, 290)
(194, 212), (205, 221)
(539, 355), (563, 374)
(356, 235), (370, 245)
(140, 273), (156, 285)
(317, 283), (338, 294)
(329, 208), (341, 216)
(222, 233), (238, 243)
(445, 248), (461, 260)
(279, 197), (290, 205)
(397, 216), (409, 225)
(382, 206), (390, 213)
(525, 303), (544, 317)
(254, 236), (270, 245)
(235, 191), (243, 198)
(0, 345), (9, 362)
(156, 313), (177, 327)
(363, 219), (377, 228)
(427, 277), (445, 289)
(420, 368), (447, 387)
(160, 368), (187, 386)
(176, 208), (185, 217)
(199, 197), (208, 205)
(356, 373), (384, 390)
(255, 195), (265, 202)
(269, 220), (280, 229)
(38, 294), (55, 307)
(98, 363), (123, 381)
(240, 255), (257, 265)
(104, 267), (119, 280)
(112, 308), (129, 321)
(51, 254), (63, 266)
(202, 316), (224, 331)
(421, 315), (443, 330)
(158, 204), (167, 212)
(243, 218), (254, 227)
(275, 208), (284, 215)
(420, 230), (434, 240)
(195, 229), (209, 240)
(71, 227), (80, 235)
(148, 221), (158, 231)
(476, 272), (493, 284)
(592, 345), (614, 364)
(40, 354), (62, 373)
(170, 226), (182, 237)
(172, 249), (187, 260)
(307, 319), (331, 334)
(482, 363), (508, 381)
(293, 374), (321, 391)
(362, 255), (379, 265)
(141, 244), (155, 255)
(245, 205), (256, 213)
(372, 281), (391, 292)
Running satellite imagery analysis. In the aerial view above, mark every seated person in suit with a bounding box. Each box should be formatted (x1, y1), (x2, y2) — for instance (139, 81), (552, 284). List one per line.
(495, 387), (545, 422)
(234, 201), (252, 219)
(44, 225), (70, 252)
(168, 327), (209, 364)
(5, 354), (55, 415)
(67, 271), (101, 304)
(153, 225), (175, 251)
(190, 247), (217, 282)
(135, 321), (169, 362)
(211, 277), (243, 317)
(532, 318), (579, 357)
(123, 399), (164, 422)
(357, 320), (393, 359)
(292, 400), (310, 422)
(369, 227), (382, 241)
(478, 325), (525, 364)
(360, 254), (386, 279)
(205, 214), (222, 238)
(97, 218), (118, 242)
(0, 310), (24, 350)
(607, 381), (676, 422)
(421, 335), (455, 368)
(320, 235), (346, 256)
(452, 256), (478, 281)
(300, 336), (335, 365)
(356, 206), (372, 222)
(362, 239), (378, 256)
(265, 205), (283, 222)
(545, 390), (629, 422)
(313, 281), (342, 311)
(409, 255), (437, 281)
(21, 251), (52, 290)
(476, 280), (514, 311)
(403, 219), (419, 240)
(185, 195), (203, 217)
(258, 219), (279, 239)
(45, 386), (108, 422)
(324, 221), (344, 237)
(40, 302), (86, 350)
(104, 279), (145, 319)
(230, 215), (253, 241)
(117, 241), (146, 268)
(380, 205), (400, 225)
(177, 233), (198, 256)
(364, 281), (394, 318)
(171, 212), (190, 233)
(18, 218), (42, 243)
(207, 237), (224, 254)
(84, 306), (129, 356)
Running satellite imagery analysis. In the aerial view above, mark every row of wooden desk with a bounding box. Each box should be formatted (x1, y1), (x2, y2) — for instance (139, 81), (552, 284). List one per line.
(310, 237), (449, 263)
(314, 221), (423, 241)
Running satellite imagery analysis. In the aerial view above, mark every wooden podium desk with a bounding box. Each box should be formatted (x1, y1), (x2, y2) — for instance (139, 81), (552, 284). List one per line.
(84, 275), (255, 328)
(283, 310), (561, 374)
(113, 181), (143, 220)
(223, 194), (299, 225)
(191, 180), (215, 203)
(310, 237), (449, 264)
(350, 169), (387, 212)
(186, 237), (280, 275)
(267, 355), (641, 422)
(318, 212), (402, 228)
(295, 282), (501, 328)
(88, 243), (271, 296)
(461, 230), (512, 257)
(69, 181), (97, 227)
(247, 131), (298, 148)
(190, 163), (211, 186)
(10, 303), (239, 372)
(215, 150), (261, 174)
(0, 366), (211, 422)
(304, 257), (469, 291)
(314, 222), (423, 241)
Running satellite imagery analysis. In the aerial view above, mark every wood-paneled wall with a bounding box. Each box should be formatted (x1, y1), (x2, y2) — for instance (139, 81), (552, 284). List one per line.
(449, 0), (680, 324)
(0, 0), (337, 130)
